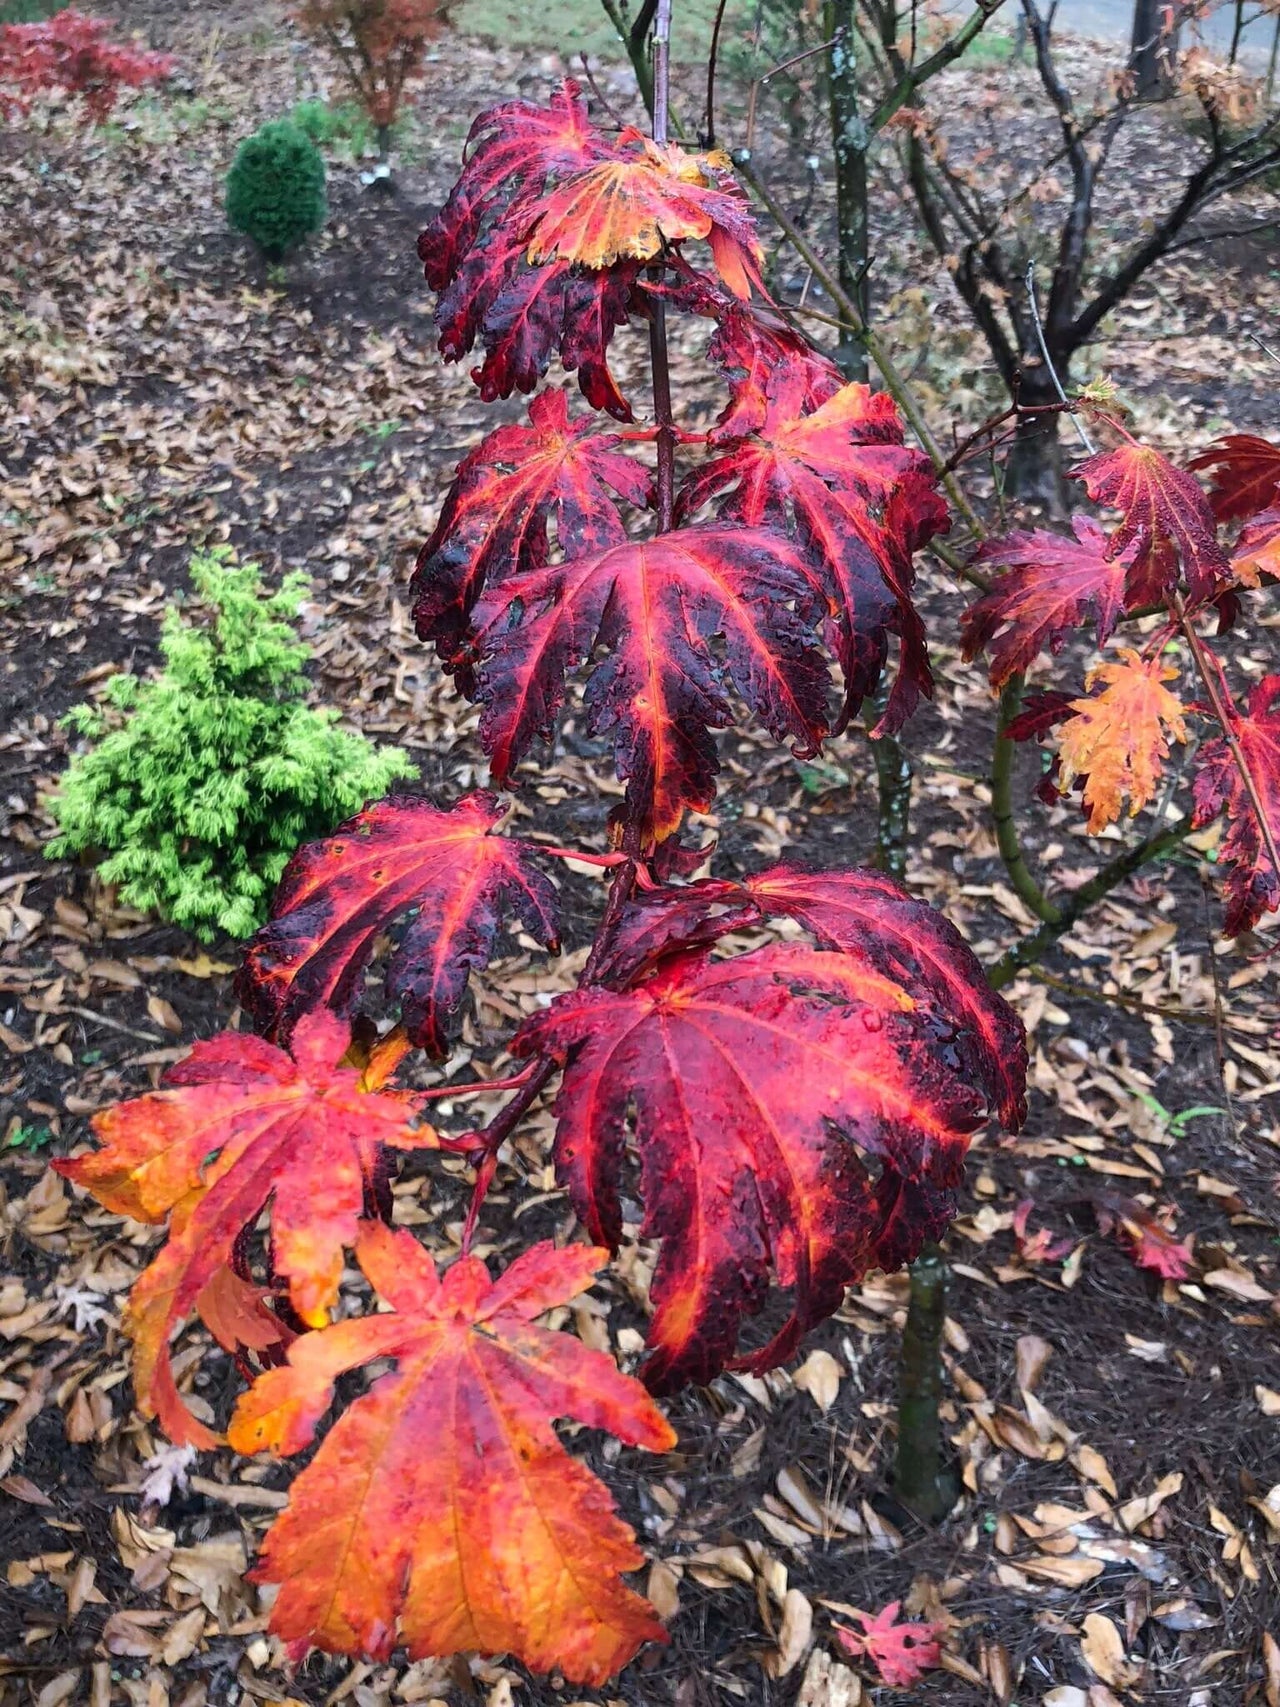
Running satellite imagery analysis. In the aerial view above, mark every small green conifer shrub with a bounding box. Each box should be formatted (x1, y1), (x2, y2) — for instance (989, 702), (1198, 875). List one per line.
(46, 549), (416, 941)
(225, 119), (326, 259)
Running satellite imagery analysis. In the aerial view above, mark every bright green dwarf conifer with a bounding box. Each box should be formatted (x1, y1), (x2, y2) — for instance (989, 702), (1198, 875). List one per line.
(47, 549), (416, 941)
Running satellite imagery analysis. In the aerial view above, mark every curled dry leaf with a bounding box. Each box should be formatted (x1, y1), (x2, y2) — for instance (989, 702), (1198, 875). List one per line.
(1015, 1333), (1053, 1395)
(1080, 1612), (1140, 1688)
(792, 1348), (842, 1413)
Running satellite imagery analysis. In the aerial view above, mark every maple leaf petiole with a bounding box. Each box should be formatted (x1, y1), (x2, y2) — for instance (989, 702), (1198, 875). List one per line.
(415, 1066), (541, 1102)
(535, 845), (632, 870)
(460, 1150), (499, 1254)
(1173, 589), (1280, 893)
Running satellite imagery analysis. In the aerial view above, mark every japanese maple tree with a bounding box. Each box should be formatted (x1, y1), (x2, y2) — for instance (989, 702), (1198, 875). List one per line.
(52, 33), (1044, 1677)
(53, 0), (1280, 1675)
(0, 9), (172, 121)
(292, 0), (446, 155)
(961, 422), (1280, 981)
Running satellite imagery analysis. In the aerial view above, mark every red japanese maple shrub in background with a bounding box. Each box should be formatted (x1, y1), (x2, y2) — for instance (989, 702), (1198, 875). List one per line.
(291, 0), (446, 148)
(0, 9), (173, 121)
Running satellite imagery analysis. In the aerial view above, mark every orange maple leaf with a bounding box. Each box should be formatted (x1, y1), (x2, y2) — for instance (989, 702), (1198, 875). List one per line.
(526, 132), (763, 299)
(229, 1223), (676, 1682)
(57, 1013), (435, 1446)
(1057, 649), (1187, 833)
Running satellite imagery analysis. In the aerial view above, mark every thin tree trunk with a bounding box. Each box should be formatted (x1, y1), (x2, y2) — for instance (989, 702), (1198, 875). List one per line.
(1130, 0), (1177, 96)
(893, 1243), (957, 1522)
(870, 721), (912, 881)
(827, 0), (870, 383)
(1005, 357), (1069, 508)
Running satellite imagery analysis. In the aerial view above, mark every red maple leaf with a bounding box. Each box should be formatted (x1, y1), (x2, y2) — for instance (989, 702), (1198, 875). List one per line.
(419, 78), (604, 293)
(1231, 507), (1280, 587)
(470, 524), (832, 843)
(514, 942), (989, 1392)
(1192, 673), (1280, 935)
(836, 1602), (942, 1686)
(677, 371), (947, 731)
(962, 517), (1138, 687)
(1070, 443), (1229, 603)
(56, 1013), (435, 1446)
(1001, 690), (1078, 743)
(195, 1266), (293, 1361)
(592, 864), (1026, 1126)
(706, 298), (845, 441)
(238, 792), (560, 1052)
(228, 1224), (675, 1682)
(420, 82), (767, 417)
(412, 387), (650, 678)
(1093, 1192), (1194, 1280)
(662, 267), (844, 441)
(1011, 1199), (1074, 1265)
(1189, 433), (1280, 523)
(420, 82), (636, 416)
(436, 235), (640, 419)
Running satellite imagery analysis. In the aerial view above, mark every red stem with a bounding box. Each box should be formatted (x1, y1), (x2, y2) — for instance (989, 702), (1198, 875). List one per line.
(457, 856), (643, 1247)
(535, 845), (631, 869)
(416, 1066), (539, 1101)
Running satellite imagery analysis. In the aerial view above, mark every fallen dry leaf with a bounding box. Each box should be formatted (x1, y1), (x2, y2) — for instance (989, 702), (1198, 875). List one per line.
(1080, 1612), (1140, 1688)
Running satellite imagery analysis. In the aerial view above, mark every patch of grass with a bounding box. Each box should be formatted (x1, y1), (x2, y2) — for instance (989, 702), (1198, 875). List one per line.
(450, 0), (745, 65)
(291, 97), (374, 152)
(448, 0), (1018, 78)
(961, 25), (1017, 63)
(0, 0), (65, 21)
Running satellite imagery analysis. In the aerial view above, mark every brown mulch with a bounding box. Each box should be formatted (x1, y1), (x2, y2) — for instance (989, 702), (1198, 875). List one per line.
(3, 6), (1280, 1707)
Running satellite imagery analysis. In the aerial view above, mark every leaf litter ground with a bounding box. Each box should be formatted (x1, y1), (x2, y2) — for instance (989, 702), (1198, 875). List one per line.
(3, 6), (1280, 1706)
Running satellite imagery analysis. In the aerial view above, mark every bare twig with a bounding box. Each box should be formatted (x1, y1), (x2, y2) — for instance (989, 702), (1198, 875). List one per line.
(1024, 260), (1095, 454)
(1247, 329), (1280, 369)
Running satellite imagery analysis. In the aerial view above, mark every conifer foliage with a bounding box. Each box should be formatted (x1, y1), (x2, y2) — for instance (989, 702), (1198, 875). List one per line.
(47, 550), (415, 940)
(61, 80), (1031, 1681)
(225, 120), (328, 259)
